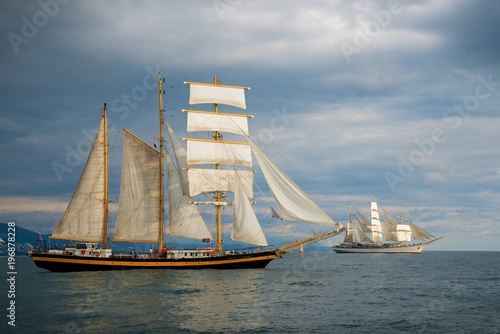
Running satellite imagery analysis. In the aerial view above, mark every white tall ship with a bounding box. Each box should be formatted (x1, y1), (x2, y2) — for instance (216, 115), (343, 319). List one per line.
(333, 201), (442, 254)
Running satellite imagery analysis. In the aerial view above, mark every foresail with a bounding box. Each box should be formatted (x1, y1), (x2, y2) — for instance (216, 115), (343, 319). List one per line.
(186, 82), (248, 109)
(114, 130), (160, 242)
(232, 176), (268, 246)
(248, 138), (335, 225)
(52, 117), (106, 242)
(166, 151), (212, 240)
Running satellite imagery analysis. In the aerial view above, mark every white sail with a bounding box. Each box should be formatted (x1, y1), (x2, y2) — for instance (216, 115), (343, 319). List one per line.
(248, 138), (335, 225)
(186, 110), (250, 136)
(114, 130), (160, 242)
(344, 221), (359, 243)
(409, 222), (435, 240)
(51, 116), (106, 242)
(232, 176), (268, 246)
(370, 201), (383, 243)
(166, 121), (190, 194)
(187, 168), (254, 197)
(355, 213), (372, 233)
(396, 224), (412, 242)
(382, 208), (398, 232)
(166, 152), (212, 240)
(371, 201), (381, 225)
(353, 223), (372, 243)
(186, 140), (252, 167)
(186, 82), (248, 109)
(381, 222), (398, 242)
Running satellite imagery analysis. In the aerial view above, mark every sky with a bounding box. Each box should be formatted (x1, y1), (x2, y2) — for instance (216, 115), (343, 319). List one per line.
(1, 0), (499, 251)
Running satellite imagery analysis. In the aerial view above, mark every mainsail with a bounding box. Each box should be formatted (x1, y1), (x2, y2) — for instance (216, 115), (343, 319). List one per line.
(114, 130), (160, 242)
(51, 114), (107, 242)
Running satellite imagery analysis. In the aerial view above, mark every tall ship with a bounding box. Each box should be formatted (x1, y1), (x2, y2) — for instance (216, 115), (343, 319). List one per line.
(332, 201), (442, 253)
(28, 74), (345, 271)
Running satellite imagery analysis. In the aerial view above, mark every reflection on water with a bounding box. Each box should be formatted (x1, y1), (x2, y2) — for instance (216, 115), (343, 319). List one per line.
(7, 252), (500, 333)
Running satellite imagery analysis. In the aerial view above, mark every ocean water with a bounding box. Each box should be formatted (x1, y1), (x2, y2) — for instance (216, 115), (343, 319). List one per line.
(1, 251), (499, 333)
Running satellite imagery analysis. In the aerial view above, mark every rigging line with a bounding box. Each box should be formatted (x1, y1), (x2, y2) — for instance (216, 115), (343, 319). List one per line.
(165, 81), (184, 90)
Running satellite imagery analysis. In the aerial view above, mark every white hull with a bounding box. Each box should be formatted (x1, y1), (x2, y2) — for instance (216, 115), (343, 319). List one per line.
(333, 242), (431, 254)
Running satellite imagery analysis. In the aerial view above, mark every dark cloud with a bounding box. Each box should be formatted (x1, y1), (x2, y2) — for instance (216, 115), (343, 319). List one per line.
(1, 0), (499, 250)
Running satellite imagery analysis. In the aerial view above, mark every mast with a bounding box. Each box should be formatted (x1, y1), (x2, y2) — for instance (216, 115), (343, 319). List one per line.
(103, 103), (109, 248)
(213, 75), (223, 252)
(158, 74), (165, 250)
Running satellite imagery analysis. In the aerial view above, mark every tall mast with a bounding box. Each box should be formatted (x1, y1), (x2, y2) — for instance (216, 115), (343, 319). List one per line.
(158, 74), (165, 250)
(213, 75), (223, 252)
(103, 103), (109, 248)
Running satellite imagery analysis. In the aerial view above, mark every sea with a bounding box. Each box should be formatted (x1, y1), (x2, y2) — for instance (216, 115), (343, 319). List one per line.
(1, 251), (499, 334)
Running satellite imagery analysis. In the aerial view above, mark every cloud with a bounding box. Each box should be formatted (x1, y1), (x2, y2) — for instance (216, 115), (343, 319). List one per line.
(1, 0), (499, 250)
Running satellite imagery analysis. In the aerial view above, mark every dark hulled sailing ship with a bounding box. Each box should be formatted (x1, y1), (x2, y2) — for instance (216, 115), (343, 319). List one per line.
(28, 74), (345, 271)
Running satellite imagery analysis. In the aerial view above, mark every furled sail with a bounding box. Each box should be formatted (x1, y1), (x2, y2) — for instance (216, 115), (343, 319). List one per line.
(409, 222), (435, 240)
(186, 140), (252, 167)
(114, 130), (160, 242)
(248, 138), (335, 225)
(51, 116), (106, 242)
(186, 82), (248, 109)
(232, 176), (267, 246)
(166, 151), (212, 240)
(186, 110), (250, 136)
(187, 168), (254, 197)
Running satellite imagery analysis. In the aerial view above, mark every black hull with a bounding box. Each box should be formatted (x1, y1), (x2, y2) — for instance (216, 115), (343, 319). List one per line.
(28, 251), (277, 272)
